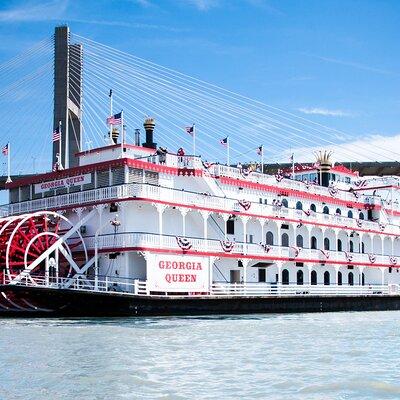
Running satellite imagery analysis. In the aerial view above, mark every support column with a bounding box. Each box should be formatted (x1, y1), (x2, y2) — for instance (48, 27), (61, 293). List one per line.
(334, 265), (340, 285)
(200, 210), (210, 250)
(155, 204), (167, 246)
(240, 258), (250, 285)
(241, 216), (249, 255)
(221, 214), (230, 240)
(358, 266), (364, 286)
(179, 208), (189, 237)
(277, 261), (282, 285)
(307, 264), (312, 285)
(380, 267), (385, 285)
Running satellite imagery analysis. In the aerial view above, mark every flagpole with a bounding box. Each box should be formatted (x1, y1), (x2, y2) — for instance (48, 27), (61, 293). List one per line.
(59, 120), (63, 170)
(6, 142), (11, 183)
(292, 153), (295, 179)
(193, 124), (196, 156)
(227, 137), (230, 166)
(109, 89), (113, 144)
(261, 145), (264, 174)
(120, 110), (124, 156)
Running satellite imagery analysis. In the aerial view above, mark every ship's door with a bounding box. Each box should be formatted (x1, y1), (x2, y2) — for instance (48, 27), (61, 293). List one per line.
(230, 270), (240, 283)
(258, 269), (266, 282)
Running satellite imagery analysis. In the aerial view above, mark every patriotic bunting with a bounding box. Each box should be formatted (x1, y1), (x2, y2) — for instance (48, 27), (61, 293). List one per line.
(354, 180), (367, 188)
(220, 240), (235, 253)
(320, 249), (330, 259)
(379, 223), (386, 231)
(368, 253), (377, 263)
(328, 187), (338, 197)
(344, 251), (353, 262)
(356, 219), (362, 228)
(303, 209), (311, 216)
(175, 236), (192, 251)
(290, 246), (301, 258)
(260, 243), (272, 253)
(241, 167), (252, 178)
(238, 200), (251, 211)
(389, 256), (397, 265)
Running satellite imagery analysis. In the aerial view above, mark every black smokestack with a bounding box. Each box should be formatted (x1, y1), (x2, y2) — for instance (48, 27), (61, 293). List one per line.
(142, 117), (157, 149)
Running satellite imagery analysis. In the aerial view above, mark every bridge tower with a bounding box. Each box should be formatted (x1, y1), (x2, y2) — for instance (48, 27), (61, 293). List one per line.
(53, 26), (82, 169)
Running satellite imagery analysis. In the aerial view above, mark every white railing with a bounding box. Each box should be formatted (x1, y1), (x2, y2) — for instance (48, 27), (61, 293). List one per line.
(208, 164), (377, 205)
(2, 182), (400, 236)
(5, 273), (396, 298)
(83, 231), (398, 267)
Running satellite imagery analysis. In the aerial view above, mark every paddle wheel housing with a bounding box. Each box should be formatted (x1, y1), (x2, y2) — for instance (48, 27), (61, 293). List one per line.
(0, 211), (88, 284)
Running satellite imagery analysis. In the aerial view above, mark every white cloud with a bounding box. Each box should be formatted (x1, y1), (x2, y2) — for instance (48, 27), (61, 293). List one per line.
(184, 0), (219, 11)
(278, 133), (400, 163)
(0, 0), (68, 22)
(297, 107), (354, 117)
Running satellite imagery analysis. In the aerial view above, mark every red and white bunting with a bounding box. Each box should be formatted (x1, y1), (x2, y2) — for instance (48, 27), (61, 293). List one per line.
(344, 251), (354, 262)
(303, 209), (311, 216)
(389, 256), (397, 266)
(356, 219), (363, 228)
(241, 168), (252, 178)
(260, 243), (272, 253)
(368, 253), (377, 263)
(175, 236), (192, 251)
(379, 223), (386, 231)
(220, 240), (235, 253)
(238, 200), (251, 211)
(290, 246), (301, 258)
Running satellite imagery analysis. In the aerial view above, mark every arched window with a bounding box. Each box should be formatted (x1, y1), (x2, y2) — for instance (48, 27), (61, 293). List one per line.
(311, 270), (317, 285)
(324, 237), (330, 250)
(297, 270), (304, 285)
(323, 206), (329, 214)
(337, 239), (342, 252)
(266, 231), (274, 245)
(311, 236), (317, 249)
(348, 210), (353, 218)
(281, 233), (289, 247)
(296, 201), (303, 210)
(310, 204), (316, 212)
(336, 208), (341, 215)
(282, 269), (289, 285)
(348, 272), (354, 286)
(338, 271), (343, 285)
(350, 241), (354, 252)
(359, 212), (364, 220)
(361, 242), (365, 254)
(281, 199), (288, 208)
(296, 235), (303, 247)
(324, 271), (330, 285)
(362, 272), (365, 286)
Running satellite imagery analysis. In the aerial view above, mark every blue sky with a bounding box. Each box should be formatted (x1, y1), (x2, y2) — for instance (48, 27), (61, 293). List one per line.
(0, 0), (400, 166)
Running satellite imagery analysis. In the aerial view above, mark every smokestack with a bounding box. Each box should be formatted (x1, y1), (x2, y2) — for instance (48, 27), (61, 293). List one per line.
(315, 150), (333, 187)
(111, 127), (119, 145)
(142, 117), (157, 149)
(134, 129), (141, 146)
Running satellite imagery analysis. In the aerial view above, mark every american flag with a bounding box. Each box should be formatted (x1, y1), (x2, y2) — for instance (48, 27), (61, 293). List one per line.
(220, 137), (228, 147)
(185, 125), (195, 136)
(107, 112), (122, 125)
(289, 153), (294, 162)
(2, 143), (8, 156)
(257, 145), (263, 156)
(52, 127), (61, 142)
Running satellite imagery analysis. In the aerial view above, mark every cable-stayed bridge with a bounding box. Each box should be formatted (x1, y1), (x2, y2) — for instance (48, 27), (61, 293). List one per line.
(0, 25), (399, 190)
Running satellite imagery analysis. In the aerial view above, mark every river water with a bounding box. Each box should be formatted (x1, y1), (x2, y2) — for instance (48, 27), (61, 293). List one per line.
(0, 311), (399, 399)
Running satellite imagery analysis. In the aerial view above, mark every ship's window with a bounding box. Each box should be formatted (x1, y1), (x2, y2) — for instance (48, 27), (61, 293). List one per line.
(350, 241), (354, 252)
(259, 198), (262, 204)
(361, 242), (365, 253)
(323, 206), (329, 214)
(311, 270), (317, 285)
(336, 208), (341, 215)
(310, 204), (316, 212)
(359, 212), (364, 220)
(324, 271), (330, 285)
(337, 239), (342, 252)
(296, 235), (303, 247)
(247, 234), (254, 244)
(281, 233), (289, 247)
(226, 218), (235, 235)
(281, 199), (288, 208)
(258, 269), (266, 282)
(297, 270), (304, 285)
(110, 203), (118, 213)
(311, 236), (317, 249)
(324, 238), (330, 250)
(389, 267), (392, 273)
(296, 201), (303, 210)
(282, 269), (289, 285)
(264, 199), (268, 204)
(348, 272), (354, 286)
(338, 271), (343, 285)
(362, 273), (365, 286)
(266, 231), (274, 245)
(348, 210), (353, 218)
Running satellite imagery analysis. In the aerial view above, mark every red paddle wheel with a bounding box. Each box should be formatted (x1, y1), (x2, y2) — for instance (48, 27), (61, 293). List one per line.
(0, 211), (87, 284)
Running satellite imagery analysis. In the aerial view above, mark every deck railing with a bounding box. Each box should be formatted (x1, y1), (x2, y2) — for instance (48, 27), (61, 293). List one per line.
(82, 231), (398, 267)
(3, 273), (398, 298)
(2, 183), (399, 237)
